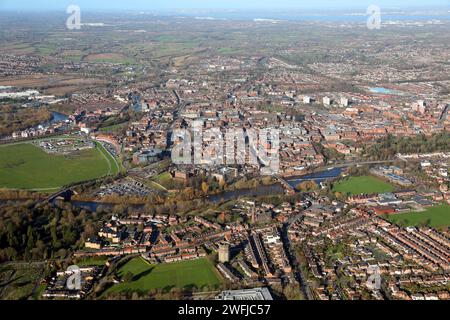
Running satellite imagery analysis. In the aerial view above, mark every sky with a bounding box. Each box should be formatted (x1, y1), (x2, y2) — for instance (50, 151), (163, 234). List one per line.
(1, 0), (450, 11)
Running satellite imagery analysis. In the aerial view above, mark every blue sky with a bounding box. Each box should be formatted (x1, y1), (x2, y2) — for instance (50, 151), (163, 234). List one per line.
(1, 0), (449, 11)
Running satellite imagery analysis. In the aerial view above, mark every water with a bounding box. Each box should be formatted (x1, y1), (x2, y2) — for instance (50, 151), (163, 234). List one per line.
(369, 87), (406, 96)
(207, 184), (285, 203)
(65, 168), (343, 211)
(369, 87), (393, 94)
(37, 111), (69, 128)
(169, 10), (450, 22)
(209, 167), (343, 202)
(62, 200), (145, 212)
(286, 167), (343, 188)
(50, 111), (69, 124)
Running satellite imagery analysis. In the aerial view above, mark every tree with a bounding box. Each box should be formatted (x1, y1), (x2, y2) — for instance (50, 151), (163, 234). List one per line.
(6, 222), (17, 247)
(201, 182), (209, 194)
(26, 225), (35, 251)
(296, 181), (319, 192)
(123, 271), (134, 283)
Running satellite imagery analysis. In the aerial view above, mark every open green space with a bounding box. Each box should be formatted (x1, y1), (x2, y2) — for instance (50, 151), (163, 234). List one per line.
(333, 175), (395, 195)
(152, 171), (172, 184)
(151, 171), (184, 190)
(94, 141), (121, 175)
(0, 263), (45, 300)
(106, 257), (222, 294)
(0, 141), (116, 191)
(385, 204), (450, 228)
(99, 122), (128, 133)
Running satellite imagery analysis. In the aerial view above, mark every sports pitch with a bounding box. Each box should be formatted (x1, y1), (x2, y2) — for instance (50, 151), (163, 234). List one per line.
(106, 257), (223, 294)
(386, 204), (450, 228)
(0, 141), (118, 191)
(332, 175), (395, 195)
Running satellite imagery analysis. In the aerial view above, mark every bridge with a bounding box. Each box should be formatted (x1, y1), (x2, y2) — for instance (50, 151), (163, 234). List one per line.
(45, 188), (76, 203)
(273, 175), (296, 195)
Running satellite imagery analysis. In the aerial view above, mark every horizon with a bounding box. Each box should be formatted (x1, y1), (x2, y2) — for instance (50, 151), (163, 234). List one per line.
(1, 0), (450, 12)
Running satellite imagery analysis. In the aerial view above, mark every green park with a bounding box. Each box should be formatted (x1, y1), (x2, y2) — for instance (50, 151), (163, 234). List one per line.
(386, 204), (450, 229)
(333, 175), (395, 195)
(106, 257), (223, 294)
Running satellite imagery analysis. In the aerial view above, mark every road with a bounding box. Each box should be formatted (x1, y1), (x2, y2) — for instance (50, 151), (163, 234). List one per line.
(439, 104), (449, 123)
(323, 159), (401, 170)
(280, 200), (315, 300)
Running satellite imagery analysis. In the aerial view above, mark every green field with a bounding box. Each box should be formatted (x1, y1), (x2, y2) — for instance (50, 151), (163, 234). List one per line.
(0, 141), (117, 191)
(333, 175), (395, 195)
(152, 171), (172, 183)
(77, 256), (108, 267)
(106, 257), (222, 294)
(0, 263), (45, 300)
(386, 204), (450, 228)
(99, 122), (128, 133)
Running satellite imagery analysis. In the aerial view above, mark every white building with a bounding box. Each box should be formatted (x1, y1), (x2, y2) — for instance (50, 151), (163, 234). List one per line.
(323, 96), (331, 106)
(303, 96), (311, 104)
(340, 97), (349, 107)
(216, 288), (273, 300)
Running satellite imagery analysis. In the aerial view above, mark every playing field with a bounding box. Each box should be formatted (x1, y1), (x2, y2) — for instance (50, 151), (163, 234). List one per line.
(333, 175), (394, 195)
(386, 204), (450, 228)
(106, 257), (222, 294)
(0, 141), (116, 191)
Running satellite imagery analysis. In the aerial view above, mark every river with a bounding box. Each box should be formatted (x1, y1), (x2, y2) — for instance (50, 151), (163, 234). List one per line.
(62, 167), (343, 211)
(368, 87), (405, 96)
(50, 111), (69, 123)
(286, 167), (343, 188)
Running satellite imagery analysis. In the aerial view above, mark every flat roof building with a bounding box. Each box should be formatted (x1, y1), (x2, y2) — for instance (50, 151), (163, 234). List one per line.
(218, 242), (230, 263)
(215, 287), (273, 300)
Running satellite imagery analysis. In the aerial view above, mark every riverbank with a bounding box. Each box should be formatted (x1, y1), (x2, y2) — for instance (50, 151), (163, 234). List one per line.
(61, 167), (344, 211)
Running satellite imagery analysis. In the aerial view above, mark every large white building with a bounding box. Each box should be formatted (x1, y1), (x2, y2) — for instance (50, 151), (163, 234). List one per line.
(216, 287), (273, 300)
(303, 96), (311, 104)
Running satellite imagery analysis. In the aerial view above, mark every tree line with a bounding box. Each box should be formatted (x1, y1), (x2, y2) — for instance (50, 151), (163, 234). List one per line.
(363, 132), (450, 160)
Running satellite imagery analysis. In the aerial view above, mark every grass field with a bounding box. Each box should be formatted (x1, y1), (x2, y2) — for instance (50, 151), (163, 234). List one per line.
(84, 53), (134, 64)
(333, 175), (395, 195)
(386, 204), (450, 228)
(0, 141), (116, 191)
(106, 257), (222, 294)
(99, 122), (128, 133)
(151, 171), (183, 190)
(0, 263), (45, 300)
(77, 256), (108, 267)
(152, 171), (172, 183)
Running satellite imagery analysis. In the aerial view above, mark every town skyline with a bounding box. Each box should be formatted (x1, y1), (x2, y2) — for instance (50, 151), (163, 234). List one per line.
(0, 1), (449, 305)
